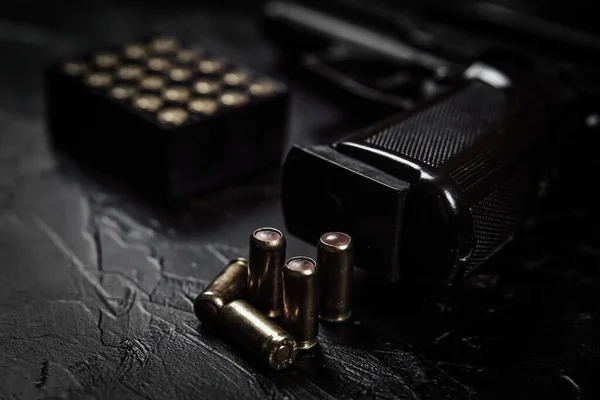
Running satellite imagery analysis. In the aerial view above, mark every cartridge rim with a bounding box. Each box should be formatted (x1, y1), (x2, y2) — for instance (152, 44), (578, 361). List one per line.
(220, 300), (297, 370)
(230, 257), (249, 265)
(319, 232), (353, 252)
(296, 338), (319, 350)
(194, 296), (221, 321)
(194, 258), (248, 324)
(264, 336), (298, 370)
(264, 309), (281, 319)
(250, 227), (285, 251)
(284, 256), (317, 277)
(319, 311), (352, 324)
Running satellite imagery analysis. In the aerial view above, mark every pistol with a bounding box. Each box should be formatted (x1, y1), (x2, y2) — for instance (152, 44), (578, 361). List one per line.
(265, 2), (587, 286)
(281, 54), (559, 286)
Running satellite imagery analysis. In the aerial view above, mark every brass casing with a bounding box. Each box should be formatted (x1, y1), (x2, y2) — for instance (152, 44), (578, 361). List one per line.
(219, 300), (298, 370)
(150, 37), (178, 53)
(193, 79), (220, 95)
(249, 80), (276, 97)
(110, 85), (136, 100)
(223, 71), (249, 86)
(282, 256), (319, 350)
(194, 258), (248, 325)
(162, 86), (191, 103)
(123, 44), (147, 61)
(318, 232), (354, 323)
(169, 67), (193, 82)
(188, 98), (218, 115)
(94, 52), (119, 69)
(248, 228), (286, 318)
(132, 94), (163, 112)
(85, 72), (113, 88)
(220, 91), (249, 106)
(157, 108), (188, 125)
(198, 59), (224, 74)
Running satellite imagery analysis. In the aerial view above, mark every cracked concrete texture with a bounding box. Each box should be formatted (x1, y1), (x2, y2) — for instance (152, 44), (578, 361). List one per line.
(0, 73), (473, 400)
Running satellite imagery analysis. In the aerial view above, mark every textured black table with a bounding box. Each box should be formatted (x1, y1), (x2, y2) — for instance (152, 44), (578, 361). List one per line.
(1, 2), (598, 399)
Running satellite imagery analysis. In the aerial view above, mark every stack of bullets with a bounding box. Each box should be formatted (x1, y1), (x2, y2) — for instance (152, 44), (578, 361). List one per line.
(193, 228), (354, 370)
(63, 37), (283, 125)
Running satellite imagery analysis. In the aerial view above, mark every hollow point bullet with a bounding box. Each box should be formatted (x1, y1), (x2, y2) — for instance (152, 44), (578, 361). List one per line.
(194, 258), (248, 325)
(248, 227), (286, 318)
(282, 256), (319, 350)
(219, 300), (298, 370)
(318, 232), (354, 323)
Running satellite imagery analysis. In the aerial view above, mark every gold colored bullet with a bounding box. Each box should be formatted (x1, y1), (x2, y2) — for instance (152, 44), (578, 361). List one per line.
(162, 86), (190, 103)
(110, 85), (136, 100)
(318, 232), (354, 323)
(282, 256), (320, 350)
(94, 52), (119, 69)
(194, 258), (248, 325)
(249, 80), (277, 97)
(147, 57), (171, 73)
(176, 49), (201, 64)
(223, 70), (249, 86)
(219, 300), (298, 370)
(123, 44), (147, 61)
(157, 107), (188, 125)
(150, 37), (178, 53)
(198, 59), (224, 74)
(169, 67), (193, 82)
(117, 65), (144, 81)
(139, 75), (166, 91)
(248, 227), (286, 318)
(85, 72), (113, 88)
(188, 98), (218, 116)
(63, 61), (87, 76)
(193, 79), (220, 95)
(132, 94), (163, 112)
(220, 91), (248, 107)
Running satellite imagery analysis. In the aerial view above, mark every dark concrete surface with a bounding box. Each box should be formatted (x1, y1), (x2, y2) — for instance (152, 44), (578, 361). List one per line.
(0, 1), (598, 399)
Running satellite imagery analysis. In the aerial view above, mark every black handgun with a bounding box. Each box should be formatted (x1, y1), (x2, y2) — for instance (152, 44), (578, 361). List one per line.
(267, 1), (591, 287)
